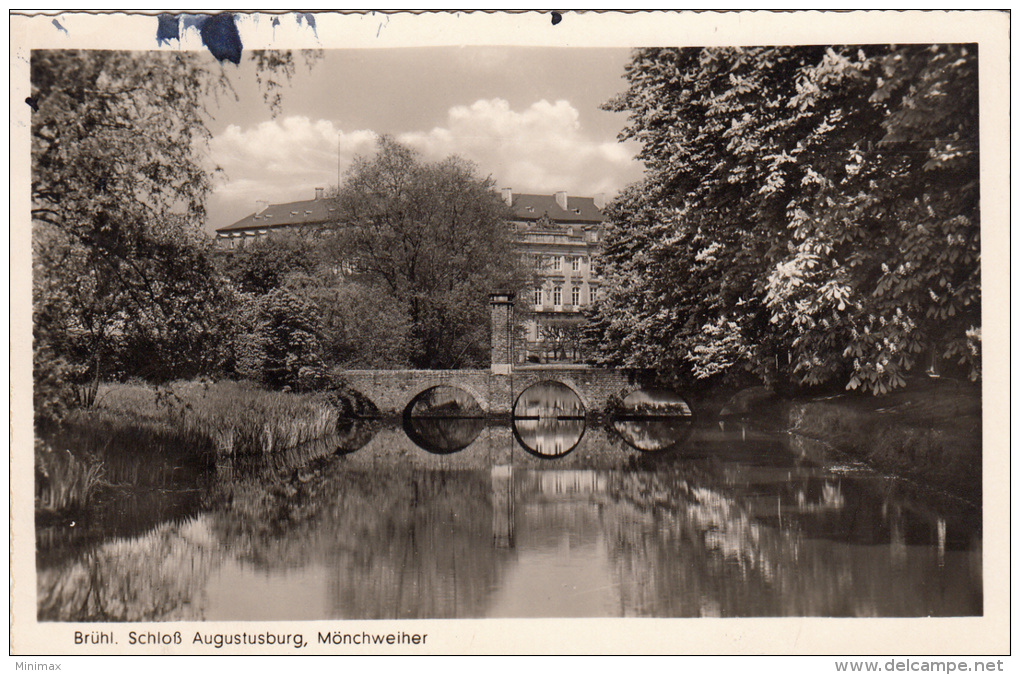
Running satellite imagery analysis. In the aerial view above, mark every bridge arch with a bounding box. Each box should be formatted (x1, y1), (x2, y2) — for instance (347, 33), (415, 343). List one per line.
(337, 370), (494, 417)
(511, 373), (592, 412)
(403, 383), (488, 417)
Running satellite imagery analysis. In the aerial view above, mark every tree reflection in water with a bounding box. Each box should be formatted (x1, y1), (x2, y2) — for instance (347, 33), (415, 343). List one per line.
(36, 422), (982, 620)
(403, 416), (486, 454)
(611, 418), (693, 452)
(611, 387), (694, 452)
(402, 386), (486, 453)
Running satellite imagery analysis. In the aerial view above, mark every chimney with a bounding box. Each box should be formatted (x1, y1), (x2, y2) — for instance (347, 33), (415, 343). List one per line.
(501, 187), (513, 207)
(315, 187), (325, 200)
(555, 191), (568, 210)
(594, 192), (606, 210)
(255, 200), (269, 216)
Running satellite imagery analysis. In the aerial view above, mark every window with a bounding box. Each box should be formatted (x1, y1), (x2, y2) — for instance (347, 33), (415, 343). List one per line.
(534, 288), (543, 306)
(552, 256), (562, 271)
(572, 286), (580, 306)
(571, 256), (580, 272)
(553, 286), (562, 306)
(533, 254), (543, 269)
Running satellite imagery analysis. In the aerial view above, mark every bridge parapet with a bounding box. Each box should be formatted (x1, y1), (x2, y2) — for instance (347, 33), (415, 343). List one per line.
(336, 367), (656, 417)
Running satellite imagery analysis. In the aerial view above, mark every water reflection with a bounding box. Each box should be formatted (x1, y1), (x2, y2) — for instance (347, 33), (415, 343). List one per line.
(513, 381), (585, 458)
(403, 416), (485, 454)
(36, 421), (982, 620)
(612, 418), (693, 452)
(513, 418), (585, 458)
(403, 385), (485, 453)
(610, 387), (694, 451)
(620, 388), (692, 416)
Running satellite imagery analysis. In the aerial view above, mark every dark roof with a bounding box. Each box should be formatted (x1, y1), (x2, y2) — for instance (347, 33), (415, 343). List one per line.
(509, 194), (605, 225)
(216, 191), (606, 234)
(216, 198), (333, 233)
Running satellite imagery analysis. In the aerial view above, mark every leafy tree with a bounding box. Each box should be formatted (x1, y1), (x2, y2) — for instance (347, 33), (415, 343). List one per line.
(584, 45), (979, 394)
(233, 287), (326, 391)
(327, 137), (531, 369)
(30, 49), (313, 418)
(218, 231), (321, 295)
(283, 271), (413, 369)
(33, 215), (227, 410)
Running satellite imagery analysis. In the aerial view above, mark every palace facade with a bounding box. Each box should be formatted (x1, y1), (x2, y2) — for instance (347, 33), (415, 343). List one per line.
(500, 189), (605, 363)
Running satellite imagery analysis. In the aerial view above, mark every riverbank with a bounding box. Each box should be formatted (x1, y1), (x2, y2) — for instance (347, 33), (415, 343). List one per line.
(35, 380), (347, 514)
(736, 378), (982, 504)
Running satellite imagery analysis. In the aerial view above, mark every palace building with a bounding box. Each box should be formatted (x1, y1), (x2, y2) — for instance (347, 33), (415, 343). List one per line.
(500, 189), (606, 363)
(214, 187), (607, 364)
(215, 187), (334, 248)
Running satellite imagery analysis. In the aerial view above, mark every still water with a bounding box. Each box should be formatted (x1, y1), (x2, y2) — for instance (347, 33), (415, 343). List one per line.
(36, 390), (981, 621)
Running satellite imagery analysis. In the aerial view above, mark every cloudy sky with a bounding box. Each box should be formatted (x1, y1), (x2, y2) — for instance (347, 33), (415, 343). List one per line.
(203, 47), (644, 233)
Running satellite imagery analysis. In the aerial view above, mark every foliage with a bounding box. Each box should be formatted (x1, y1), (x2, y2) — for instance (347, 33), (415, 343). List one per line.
(35, 438), (107, 513)
(232, 287), (327, 391)
(30, 49), (309, 420)
(283, 271), (413, 369)
(67, 380), (342, 457)
(584, 45), (979, 394)
(218, 231), (321, 295)
(33, 215), (228, 414)
(327, 137), (531, 369)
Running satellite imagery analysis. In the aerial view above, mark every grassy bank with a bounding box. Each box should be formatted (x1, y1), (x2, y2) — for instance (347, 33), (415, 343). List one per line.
(89, 380), (341, 455)
(36, 380), (346, 513)
(746, 378), (981, 504)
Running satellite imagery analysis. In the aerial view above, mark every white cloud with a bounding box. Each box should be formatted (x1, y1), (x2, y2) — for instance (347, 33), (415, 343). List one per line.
(399, 98), (642, 197)
(210, 117), (377, 204)
(206, 100), (642, 229)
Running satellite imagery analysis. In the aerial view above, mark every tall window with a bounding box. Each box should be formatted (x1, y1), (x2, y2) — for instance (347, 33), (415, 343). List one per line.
(553, 286), (562, 306)
(534, 288), (543, 306)
(571, 256), (580, 272)
(552, 255), (562, 271)
(571, 286), (580, 306)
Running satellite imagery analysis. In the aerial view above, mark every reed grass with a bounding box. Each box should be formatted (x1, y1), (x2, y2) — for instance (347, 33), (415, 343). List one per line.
(37, 380), (345, 513)
(88, 380), (342, 457)
(35, 439), (107, 512)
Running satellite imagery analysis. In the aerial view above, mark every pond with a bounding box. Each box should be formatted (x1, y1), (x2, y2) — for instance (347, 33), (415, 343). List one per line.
(36, 396), (982, 621)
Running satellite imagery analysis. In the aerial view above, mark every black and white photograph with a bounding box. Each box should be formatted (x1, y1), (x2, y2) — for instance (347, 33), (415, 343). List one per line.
(10, 10), (1010, 658)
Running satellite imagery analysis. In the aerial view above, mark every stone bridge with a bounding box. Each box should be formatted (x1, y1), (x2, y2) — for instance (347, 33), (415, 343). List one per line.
(338, 366), (654, 417)
(335, 292), (660, 417)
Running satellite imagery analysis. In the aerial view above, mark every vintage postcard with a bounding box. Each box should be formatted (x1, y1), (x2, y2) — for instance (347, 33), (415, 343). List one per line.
(9, 10), (1010, 657)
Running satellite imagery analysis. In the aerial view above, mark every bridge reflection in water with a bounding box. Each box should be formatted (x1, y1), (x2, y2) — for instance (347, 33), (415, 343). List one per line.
(36, 392), (982, 621)
(512, 381), (586, 458)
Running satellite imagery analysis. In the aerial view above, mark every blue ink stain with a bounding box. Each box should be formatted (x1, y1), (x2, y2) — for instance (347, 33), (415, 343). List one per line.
(200, 14), (242, 64)
(300, 12), (317, 37)
(156, 12), (318, 59)
(156, 14), (179, 45)
(551, 11), (562, 25)
(180, 13), (207, 35)
(51, 18), (68, 34)
(167, 13), (243, 64)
